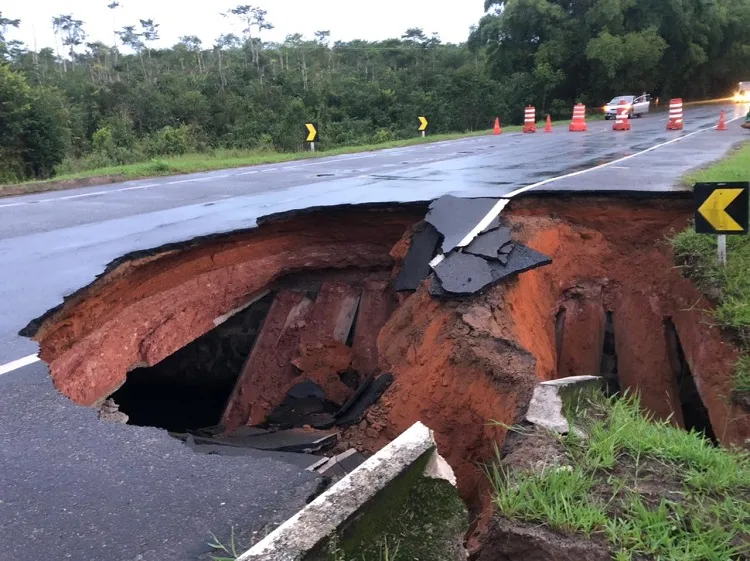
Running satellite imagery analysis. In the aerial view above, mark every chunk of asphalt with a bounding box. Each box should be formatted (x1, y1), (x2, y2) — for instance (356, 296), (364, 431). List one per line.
(487, 243), (552, 283)
(499, 242), (515, 255)
(214, 428), (339, 453)
(429, 243), (551, 299)
(433, 252), (494, 295)
(286, 380), (325, 400)
(334, 376), (374, 419)
(266, 397), (337, 430)
(464, 227), (512, 260)
(335, 373), (394, 426)
(184, 436), (326, 469)
(393, 223), (442, 291)
(425, 195), (502, 253)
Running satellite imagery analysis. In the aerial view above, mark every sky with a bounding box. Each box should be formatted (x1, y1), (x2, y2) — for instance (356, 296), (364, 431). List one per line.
(6, 0), (487, 52)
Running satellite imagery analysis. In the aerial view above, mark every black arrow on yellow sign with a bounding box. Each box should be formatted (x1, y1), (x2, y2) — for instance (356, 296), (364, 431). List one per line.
(418, 116), (428, 131)
(694, 182), (749, 235)
(304, 122), (318, 143)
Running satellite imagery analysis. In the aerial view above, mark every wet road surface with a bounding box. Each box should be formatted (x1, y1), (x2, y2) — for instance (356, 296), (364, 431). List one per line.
(0, 101), (747, 560)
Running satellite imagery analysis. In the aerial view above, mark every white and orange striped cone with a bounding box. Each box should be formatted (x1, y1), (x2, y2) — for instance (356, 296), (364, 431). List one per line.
(569, 104), (587, 132)
(523, 106), (536, 133)
(613, 100), (631, 131)
(667, 98), (683, 130)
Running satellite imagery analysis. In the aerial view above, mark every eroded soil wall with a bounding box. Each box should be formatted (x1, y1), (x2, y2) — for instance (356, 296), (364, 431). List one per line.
(26, 196), (750, 512)
(29, 206), (423, 405)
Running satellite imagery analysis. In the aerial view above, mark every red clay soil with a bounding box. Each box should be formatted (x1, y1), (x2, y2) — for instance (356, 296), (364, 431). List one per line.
(341, 196), (749, 512)
(29, 196), (750, 517)
(30, 207), (421, 406)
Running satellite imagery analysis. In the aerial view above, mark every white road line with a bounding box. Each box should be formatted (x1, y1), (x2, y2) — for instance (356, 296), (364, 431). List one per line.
(115, 183), (158, 192)
(0, 354), (40, 376)
(0, 202), (29, 209)
(237, 170), (258, 175)
(430, 116), (744, 268)
(166, 177), (213, 185)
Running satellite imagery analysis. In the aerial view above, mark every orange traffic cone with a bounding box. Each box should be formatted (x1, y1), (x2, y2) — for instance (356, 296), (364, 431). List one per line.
(569, 104), (587, 132)
(544, 114), (552, 132)
(493, 117), (501, 135)
(717, 110), (727, 131)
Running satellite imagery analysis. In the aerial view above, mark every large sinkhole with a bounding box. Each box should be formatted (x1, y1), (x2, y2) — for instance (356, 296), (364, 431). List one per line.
(24, 197), (750, 515)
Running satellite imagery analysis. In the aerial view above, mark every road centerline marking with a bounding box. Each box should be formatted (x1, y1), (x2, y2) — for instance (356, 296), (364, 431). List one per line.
(0, 354), (40, 376)
(430, 114), (744, 268)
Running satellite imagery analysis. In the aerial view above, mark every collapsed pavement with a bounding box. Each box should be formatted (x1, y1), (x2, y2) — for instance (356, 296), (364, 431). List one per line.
(22, 194), (750, 555)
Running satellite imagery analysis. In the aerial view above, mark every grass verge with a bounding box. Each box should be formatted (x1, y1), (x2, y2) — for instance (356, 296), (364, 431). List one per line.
(1, 116), (599, 196)
(684, 141), (750, 185)
(490, 394), (750, 560)
(670, 141), (750, 397)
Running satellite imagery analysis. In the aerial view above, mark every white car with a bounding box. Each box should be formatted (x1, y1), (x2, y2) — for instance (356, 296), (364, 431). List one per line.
(603, 95), (650, 119)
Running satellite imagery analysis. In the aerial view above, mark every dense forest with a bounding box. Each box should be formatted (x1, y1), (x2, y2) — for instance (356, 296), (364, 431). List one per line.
(1, 0), (749, 182)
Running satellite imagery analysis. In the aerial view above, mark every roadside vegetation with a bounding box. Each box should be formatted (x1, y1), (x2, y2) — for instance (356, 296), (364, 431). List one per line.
(490, 393), (750, 560)
(670, 142), (750, 397)
(1, 0), (750, 184)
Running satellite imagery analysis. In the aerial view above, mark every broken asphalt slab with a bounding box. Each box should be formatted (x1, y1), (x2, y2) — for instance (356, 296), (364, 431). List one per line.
(430, 243), (552, 298)
(464, 227), (512, 260)
(425, 195), (503, 253)
(393, 222), (441, 291)
(335, 373), (394, 426)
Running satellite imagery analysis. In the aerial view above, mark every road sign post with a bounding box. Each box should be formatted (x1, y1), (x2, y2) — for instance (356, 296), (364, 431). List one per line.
(718, 234), (727, 267)
(304, 122), (318, 152)
(418, 116), (428, 137)
(694, 182), (750, 267)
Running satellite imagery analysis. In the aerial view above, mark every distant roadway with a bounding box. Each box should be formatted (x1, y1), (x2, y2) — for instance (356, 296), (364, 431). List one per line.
(0, 101), (747, 560)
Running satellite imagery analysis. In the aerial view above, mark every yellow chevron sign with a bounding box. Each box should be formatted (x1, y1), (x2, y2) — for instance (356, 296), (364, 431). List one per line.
(305, 123), (318, 142)
(418, 116), (428, 131)
(694, 183), (749, 234)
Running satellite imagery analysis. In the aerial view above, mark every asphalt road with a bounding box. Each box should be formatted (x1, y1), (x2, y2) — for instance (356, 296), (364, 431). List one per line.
(0, 101), (747, 560)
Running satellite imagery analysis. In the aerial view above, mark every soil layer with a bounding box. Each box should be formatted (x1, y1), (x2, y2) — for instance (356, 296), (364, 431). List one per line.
(25, 196), (750, 516)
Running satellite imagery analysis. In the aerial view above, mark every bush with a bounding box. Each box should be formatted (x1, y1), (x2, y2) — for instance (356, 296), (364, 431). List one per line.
(147, 124), (196, 157)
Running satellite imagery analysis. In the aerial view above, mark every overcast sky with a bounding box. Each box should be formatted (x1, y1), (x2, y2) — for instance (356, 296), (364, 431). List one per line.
(6, 1), (486, 52)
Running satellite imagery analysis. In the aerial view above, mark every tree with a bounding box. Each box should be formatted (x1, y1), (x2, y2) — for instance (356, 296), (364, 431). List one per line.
(52, 15), (86, 67)
(223, 5), (273, 71)
(0, 11), (21, 61)
(117, 25), (146, 78)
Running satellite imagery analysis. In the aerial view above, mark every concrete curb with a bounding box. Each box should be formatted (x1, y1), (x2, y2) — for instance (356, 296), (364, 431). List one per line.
(525, 375), (603, 434)
(237, 421), (457, 560)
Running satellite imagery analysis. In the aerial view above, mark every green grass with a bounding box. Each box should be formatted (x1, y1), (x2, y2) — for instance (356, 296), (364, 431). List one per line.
(671, 141), (750, 395)
(685, 141), (750, 185)
(490, 394), (750, 561)
(2, 115), (601, 193)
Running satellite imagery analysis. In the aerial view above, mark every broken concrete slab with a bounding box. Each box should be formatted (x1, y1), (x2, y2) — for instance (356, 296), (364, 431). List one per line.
(335, 373), (394, 426)
(352, 280), (395, 375)
(237, 422), (467, 561)
(433, 252), (494, 295)
(464, 227), (512, 260)
(314, 448), (367, 478)
(525, 376), (604, 434)
(393, 223), (441, 291)
(222, 291), (314, 431)
(425, 195), (502, 254)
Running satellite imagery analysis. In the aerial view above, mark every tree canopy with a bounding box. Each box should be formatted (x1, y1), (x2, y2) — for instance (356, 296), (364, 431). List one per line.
(1, 1), (749, 182)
